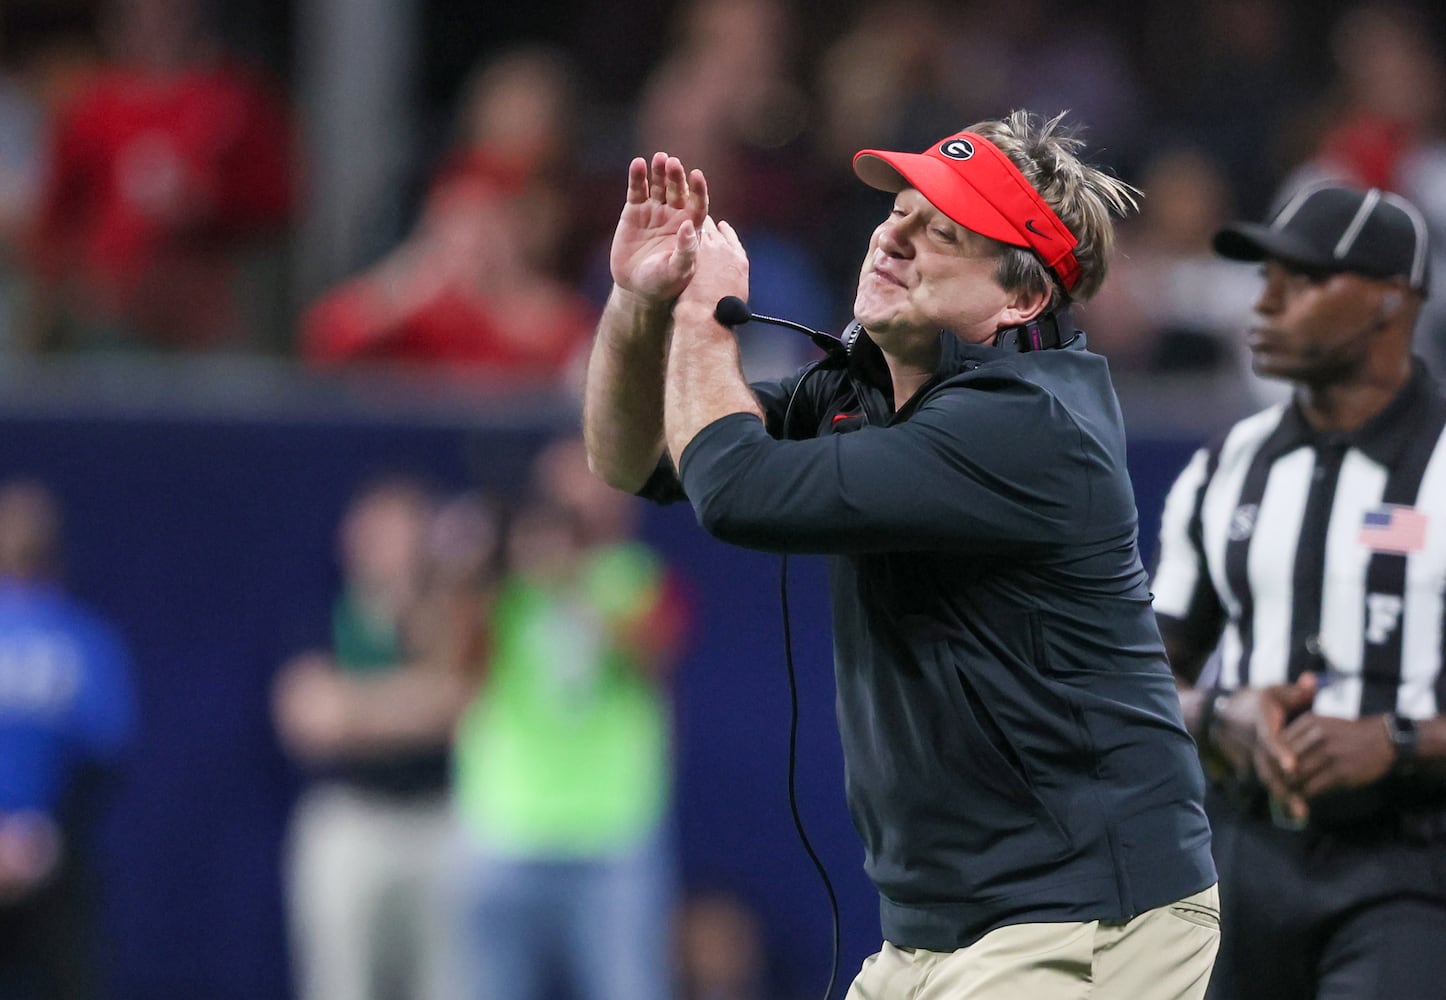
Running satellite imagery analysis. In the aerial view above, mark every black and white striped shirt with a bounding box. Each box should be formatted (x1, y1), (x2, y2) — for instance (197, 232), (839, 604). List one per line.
(1153, 363), (1446, 721)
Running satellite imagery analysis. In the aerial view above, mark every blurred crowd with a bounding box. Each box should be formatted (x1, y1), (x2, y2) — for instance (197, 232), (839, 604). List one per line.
(265, 437), (782, 1000)
(0, 444), (797, 1000)
(0, 449), (758, 1000)
(0, 0), (1443, 403)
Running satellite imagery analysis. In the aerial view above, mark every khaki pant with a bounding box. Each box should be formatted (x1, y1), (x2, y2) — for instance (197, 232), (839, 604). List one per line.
(846, 885), (1219, 1000)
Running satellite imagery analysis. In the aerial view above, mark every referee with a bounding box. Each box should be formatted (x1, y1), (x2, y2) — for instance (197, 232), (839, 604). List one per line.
(1153, 182), (1446, 999)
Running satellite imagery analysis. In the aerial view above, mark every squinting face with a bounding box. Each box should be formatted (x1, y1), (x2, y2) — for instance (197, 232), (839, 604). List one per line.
(853, 187), (1011, 347)
(1247, 260), (1394, 384)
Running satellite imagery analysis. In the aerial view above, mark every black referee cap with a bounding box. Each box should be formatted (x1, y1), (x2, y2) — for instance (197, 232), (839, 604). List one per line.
(1213, 183), (1430, 297)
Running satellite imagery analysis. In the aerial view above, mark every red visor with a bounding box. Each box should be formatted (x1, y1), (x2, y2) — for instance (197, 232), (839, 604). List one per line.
(853, 132), (1082, 292)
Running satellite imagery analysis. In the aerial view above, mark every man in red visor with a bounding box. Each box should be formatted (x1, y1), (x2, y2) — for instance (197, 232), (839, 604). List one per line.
(583, 111), (1219, 999)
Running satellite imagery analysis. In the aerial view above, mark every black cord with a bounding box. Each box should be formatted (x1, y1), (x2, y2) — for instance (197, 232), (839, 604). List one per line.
(772, 357), (844, 1000)
(780, 552), (841, 1000)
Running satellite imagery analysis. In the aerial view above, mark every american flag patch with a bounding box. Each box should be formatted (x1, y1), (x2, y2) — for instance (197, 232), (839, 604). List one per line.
(1357, 505), (1428, 554)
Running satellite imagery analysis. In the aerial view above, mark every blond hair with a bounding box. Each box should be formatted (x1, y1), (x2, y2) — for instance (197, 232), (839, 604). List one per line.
(967, 110), (1139, 304)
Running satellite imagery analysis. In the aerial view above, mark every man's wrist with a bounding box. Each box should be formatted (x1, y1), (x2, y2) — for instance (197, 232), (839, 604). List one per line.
(672, 299), (731, 333)
(609, 284), (675, 326)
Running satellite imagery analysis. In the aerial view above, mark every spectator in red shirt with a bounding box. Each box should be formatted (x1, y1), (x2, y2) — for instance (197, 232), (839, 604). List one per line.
(25, 0), (294, 352)
(299, 46), (596, 389)
(300, 176), (595, 383)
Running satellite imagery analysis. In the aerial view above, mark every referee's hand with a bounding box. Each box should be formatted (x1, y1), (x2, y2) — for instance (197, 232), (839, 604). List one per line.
(1253, 675), (1319, 823)
(1277, 707), (1398, 802)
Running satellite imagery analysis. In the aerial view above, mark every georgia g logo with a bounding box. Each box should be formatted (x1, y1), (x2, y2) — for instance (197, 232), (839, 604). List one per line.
(940, 138), (975, 160)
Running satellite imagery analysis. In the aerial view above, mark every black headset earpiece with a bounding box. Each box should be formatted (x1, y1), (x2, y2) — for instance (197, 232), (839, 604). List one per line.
(994, 306), (1076, 352)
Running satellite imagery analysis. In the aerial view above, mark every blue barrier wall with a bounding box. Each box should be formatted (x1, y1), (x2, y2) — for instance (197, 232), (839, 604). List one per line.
(0, 400), (1203, 1000)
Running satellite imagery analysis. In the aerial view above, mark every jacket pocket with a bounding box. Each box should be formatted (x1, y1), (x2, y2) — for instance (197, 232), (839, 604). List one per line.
(947, 663), (1071, 848)
(952, 665), (1035, 800)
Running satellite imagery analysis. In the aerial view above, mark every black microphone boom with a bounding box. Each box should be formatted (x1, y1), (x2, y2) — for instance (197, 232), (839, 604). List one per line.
(713, 296), (848, 362)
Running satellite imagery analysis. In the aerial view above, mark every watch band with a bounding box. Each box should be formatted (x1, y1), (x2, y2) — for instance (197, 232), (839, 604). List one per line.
(1196, 688), (1230, 748)
(1384, 712), (1420, 773)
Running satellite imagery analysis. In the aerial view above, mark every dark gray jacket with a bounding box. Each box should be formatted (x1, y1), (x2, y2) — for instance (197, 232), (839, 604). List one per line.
(652, 327), (1216, 950)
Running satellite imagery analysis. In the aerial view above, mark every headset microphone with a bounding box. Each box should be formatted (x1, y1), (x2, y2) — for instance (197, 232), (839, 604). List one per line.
(714, 296), (849, 363)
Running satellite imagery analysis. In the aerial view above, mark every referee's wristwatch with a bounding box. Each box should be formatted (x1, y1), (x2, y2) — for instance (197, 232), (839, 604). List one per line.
(1383, 713), (1420, 774)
